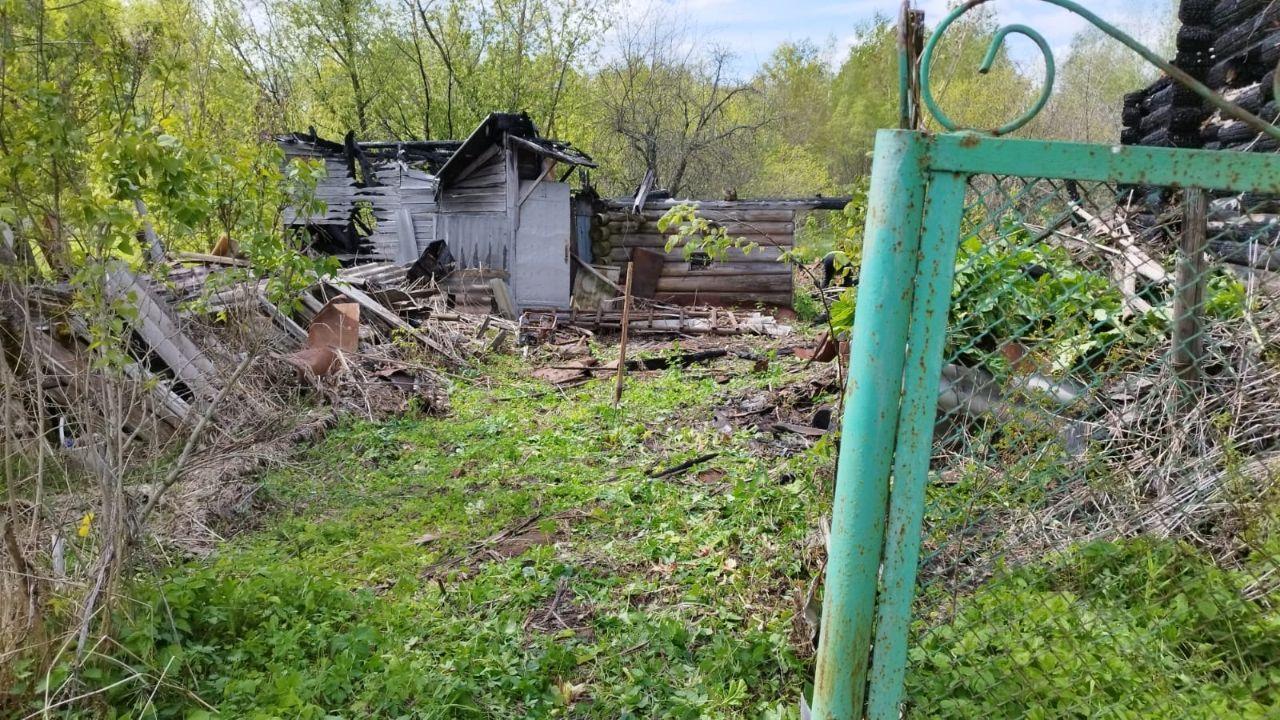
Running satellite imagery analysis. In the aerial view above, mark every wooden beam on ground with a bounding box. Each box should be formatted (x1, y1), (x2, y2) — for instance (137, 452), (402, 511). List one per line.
(489, 278), (517, 320)
(105, 264), (217, 400)
(258, 289), (308, 342)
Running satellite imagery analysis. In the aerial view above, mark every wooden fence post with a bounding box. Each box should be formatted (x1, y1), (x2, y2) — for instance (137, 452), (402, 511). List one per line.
(1172, 187), (1208, 388)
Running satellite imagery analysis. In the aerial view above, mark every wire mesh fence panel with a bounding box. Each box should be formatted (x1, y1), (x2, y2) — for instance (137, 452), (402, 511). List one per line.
(899, 176), (1280, 718)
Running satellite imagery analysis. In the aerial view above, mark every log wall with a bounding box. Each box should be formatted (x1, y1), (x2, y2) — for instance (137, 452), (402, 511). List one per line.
(593, 200), (812, 308)
(1122, 0), (1279, 152)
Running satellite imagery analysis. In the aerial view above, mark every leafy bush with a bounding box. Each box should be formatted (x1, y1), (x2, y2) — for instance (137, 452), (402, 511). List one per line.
(948, 227), (1132, 376)
(792, 287), (824, 323)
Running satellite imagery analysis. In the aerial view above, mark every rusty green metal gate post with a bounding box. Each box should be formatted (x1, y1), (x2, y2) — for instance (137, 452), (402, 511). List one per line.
(809, 130), (929, 719)
(809, 3), (1280, 719)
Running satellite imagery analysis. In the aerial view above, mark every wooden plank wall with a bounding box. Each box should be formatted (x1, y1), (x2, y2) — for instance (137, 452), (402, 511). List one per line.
(595, 203), (797, 307)
(367, 164), (440, 262)
(440, 151), (507, 213)
(400, 166), (440, 258)
(281, 141), (443, 264)
(280, 144), (357, 226)
(441, 212), (509, 269)
(439, 148), (512, 271)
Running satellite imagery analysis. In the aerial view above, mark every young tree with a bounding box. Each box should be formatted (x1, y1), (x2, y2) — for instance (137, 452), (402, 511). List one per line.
(826, 17), (902, 180)
(745, 41), (837, 196)
(277, 0), (387, 136)
(1033, 27), (1157, 142)
(595, 16), (764, 196)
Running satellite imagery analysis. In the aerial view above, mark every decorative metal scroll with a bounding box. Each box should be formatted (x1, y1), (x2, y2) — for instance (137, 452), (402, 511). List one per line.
(917, 0), (1280, 140)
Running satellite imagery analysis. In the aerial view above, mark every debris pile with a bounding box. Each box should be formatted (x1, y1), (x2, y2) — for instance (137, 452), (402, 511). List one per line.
(529, 303), (792, 339)
(0, 244), (527, 555)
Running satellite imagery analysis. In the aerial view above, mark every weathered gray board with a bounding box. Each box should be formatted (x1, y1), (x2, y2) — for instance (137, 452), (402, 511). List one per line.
(281, 141), (441, 263)
(442, 212), (508, 269)
(104, 264), (217, 403)
(438, 146), (511, 274)
(513, 181), (571, 308)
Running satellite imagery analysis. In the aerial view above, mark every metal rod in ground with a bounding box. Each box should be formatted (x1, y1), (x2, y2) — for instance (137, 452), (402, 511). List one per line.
(613, 266), (634, 407)
(1172, 187), (1207, 391)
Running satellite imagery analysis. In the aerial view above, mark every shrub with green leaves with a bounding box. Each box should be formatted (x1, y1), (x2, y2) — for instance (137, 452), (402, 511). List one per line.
(948, 227), (1129, 376)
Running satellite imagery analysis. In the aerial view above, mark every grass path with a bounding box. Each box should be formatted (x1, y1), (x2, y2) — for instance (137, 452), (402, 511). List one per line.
(98, 353), (835, 718)
(37, 350), (1280, 719)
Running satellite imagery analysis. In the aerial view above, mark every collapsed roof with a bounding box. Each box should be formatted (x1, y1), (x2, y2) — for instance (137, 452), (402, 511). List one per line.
(436, 112), (596, 186)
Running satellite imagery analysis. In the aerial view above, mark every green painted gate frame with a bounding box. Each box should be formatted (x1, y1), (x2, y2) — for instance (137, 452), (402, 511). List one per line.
(809, 129), (1280, 720)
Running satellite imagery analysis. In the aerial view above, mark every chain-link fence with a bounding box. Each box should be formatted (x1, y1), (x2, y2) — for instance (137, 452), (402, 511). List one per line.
(899, 177), (1280, 717)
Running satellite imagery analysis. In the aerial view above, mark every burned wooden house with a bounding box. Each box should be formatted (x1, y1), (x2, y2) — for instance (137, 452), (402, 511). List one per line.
(281, 112), (845, 313)
(280, 112), (596, 310)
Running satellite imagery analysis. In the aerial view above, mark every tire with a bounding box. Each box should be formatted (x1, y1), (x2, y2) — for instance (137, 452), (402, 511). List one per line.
(1141, 104), (1171, 133)
(1172, 83), (1204, 106)
(1124, 90), (1148, 108)
(1144, 84), (1173, 110)
(1201, 123), (1220, 142)
(1176, 24), (1216, 51)
(1179, 0), (1215, 25)
(1252, 136), (1279, 152)
(1122, 105), (1143, 126)
(1141, 128), (1171, 146)
(1170, 130), (1204, 147)
(1206, 58), (1239, 89)
(1241, 193), (1280, 211)
(1121, 127), (1142, 145)
(1215, 0), (1272, 30)
(1227, 83), (1264, 113)
(1175, 47), (1213, 64)
(1218, 120), (1259, 143)
(1216, 7), (1280, 56)
(1256, 30), (1280, 67)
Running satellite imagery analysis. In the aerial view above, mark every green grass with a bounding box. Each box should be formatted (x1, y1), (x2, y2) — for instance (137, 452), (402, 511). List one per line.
(908, 540), (1280, 719)
(23, 352), (1280, 719)
(56, 355), (834, 719)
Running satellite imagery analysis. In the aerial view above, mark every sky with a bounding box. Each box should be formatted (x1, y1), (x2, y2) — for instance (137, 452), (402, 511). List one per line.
(622, 0), (1177, 76)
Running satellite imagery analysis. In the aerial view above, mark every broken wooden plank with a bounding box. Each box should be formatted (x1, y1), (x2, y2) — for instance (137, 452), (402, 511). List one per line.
(490, 278), (517, 320)
(105, 264), (217, 398)
(325, 279), (460, 362)
(258, 290), (308, 342)
(173, 252), (250, 267)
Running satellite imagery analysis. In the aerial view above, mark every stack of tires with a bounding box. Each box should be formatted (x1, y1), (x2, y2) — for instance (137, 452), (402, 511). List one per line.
(1117, 2), (1280, 285)
(1169, 0), (1216, 148)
